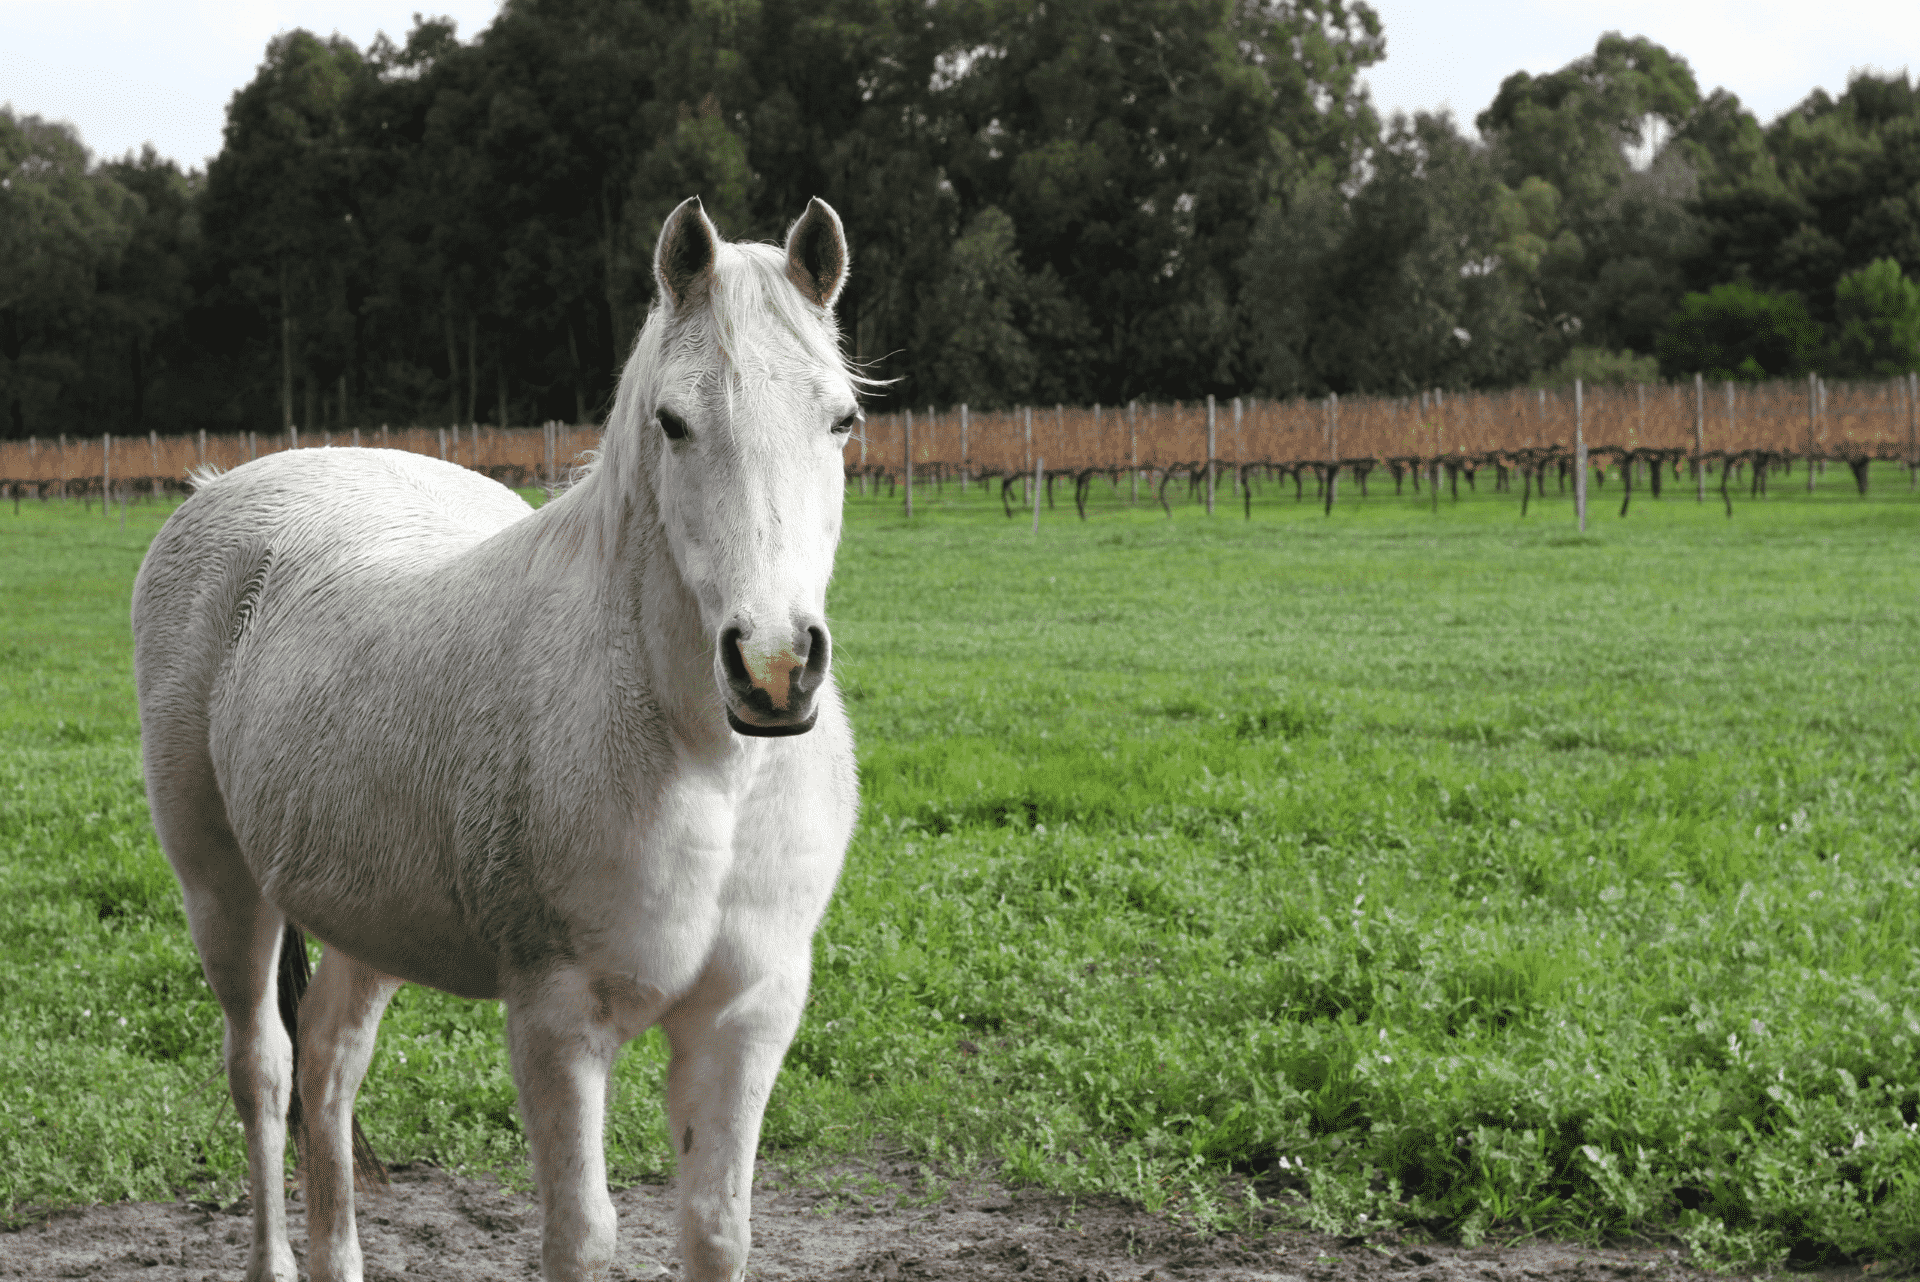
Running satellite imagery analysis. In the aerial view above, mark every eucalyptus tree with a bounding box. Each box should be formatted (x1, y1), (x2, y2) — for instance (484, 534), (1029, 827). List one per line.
(0, 110), (136, 439)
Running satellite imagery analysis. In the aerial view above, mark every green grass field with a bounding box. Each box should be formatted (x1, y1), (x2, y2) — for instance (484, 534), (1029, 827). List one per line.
(3, 468), (1918, 1268)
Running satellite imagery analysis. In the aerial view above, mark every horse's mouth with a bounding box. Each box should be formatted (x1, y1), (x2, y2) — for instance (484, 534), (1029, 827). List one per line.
(726, 707), (819, 738)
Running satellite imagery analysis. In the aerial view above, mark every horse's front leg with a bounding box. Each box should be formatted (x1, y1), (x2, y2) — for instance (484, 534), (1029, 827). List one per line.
(661, 954), (810, 1282)
(507, 978), (625, 1282)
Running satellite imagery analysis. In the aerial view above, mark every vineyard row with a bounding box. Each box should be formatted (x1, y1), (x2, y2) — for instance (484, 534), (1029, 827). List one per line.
(4, 375), (1916, 516)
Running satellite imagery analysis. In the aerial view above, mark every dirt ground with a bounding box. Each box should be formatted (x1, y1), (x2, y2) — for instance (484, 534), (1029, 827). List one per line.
(0, 1161), (1876, 1282)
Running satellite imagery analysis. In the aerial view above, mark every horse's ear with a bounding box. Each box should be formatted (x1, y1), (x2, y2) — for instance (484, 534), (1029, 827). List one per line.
(656, 196), (720, 309)
(785, 198), (848, 309)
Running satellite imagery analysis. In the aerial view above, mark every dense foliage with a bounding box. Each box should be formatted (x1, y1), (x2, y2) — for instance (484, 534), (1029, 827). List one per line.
(4, 3), (1919, 440)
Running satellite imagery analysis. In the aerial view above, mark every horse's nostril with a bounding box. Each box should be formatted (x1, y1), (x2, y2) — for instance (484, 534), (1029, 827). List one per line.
(803, 625), (830, 676)
(719, 626), (750, 684)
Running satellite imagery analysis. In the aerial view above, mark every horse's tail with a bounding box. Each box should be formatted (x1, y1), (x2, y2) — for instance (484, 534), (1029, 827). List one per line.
(277, 922), (389, 1190)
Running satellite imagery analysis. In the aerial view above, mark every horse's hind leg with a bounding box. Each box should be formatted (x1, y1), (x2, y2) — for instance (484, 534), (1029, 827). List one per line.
(144, 734), (296, 1281)
(297, 947), (402, 1282)
(171, 841), (297, 1280)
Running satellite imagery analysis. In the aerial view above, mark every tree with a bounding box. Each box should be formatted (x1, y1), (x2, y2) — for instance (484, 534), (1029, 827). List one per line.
(97, 148), (202, 433)
(911, 207), (1039, 406)
(1529, 346), (1660, 388)
(1241, 112), (1534, 395)
(1477, 35), (1713, 362)
(199, 30), (368, 432)
(933, 0), (1387, 401)
(1831, 258), (1920, 375)
(1478, 33), (1701, 211)
(1656, 281), (1820, 379)
(1691, 71), (1920, 325)
(0, 110), (135, 438)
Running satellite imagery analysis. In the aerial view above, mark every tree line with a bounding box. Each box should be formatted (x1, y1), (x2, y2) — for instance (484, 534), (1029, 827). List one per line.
(4, 0), (1919, 442)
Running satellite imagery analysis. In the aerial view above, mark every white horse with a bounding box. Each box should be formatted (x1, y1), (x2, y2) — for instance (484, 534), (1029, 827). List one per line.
(132, 197), (862, 1282)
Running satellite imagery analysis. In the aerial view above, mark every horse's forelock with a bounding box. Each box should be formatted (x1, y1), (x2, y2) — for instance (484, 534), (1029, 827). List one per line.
(565, 238), (866, 557)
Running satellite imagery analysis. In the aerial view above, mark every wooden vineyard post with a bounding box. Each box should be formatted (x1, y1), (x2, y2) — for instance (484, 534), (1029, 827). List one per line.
(926, 406), (937, 493)
(960, 404), (969, 494)
(381, 423), (390, 451)
(1694, 373), (1705, 501)
(57, 433), (66, 503)
(1574, 378), (1587, 532)
(352, 427), (361, 448)
(1024, 406), (1033, 476)
(452, 423), (460, 465)
(1807, 373), (1818, 492)
(1128, 401), (1139, 504)
(1205, 394), (1216, 515)
(1093, 403), (1103, 499)
(1032, 456), (1043, 534)
(102, 432), (111, 519)
(439, 427), (448, 461)
(904, 409), (914, 518)
(1326, 392), (1339, 516)
(1724, 382), (1736, 495)
(858, 413), (868, 495)
(248, 430), (257, 462)
(1232, 396), (1243, 499)
(197, 428), (206, 471)
(1910, 372), (1918, 488)
(1818, 377), (1827, 482)
(1431, 390), (1441, 513)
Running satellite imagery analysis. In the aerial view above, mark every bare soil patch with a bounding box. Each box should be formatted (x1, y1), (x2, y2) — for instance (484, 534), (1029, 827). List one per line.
(0, 1163), (1866, 1282)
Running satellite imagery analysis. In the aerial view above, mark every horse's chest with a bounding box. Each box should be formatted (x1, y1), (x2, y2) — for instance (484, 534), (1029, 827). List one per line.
(546, 753), (846, 1002)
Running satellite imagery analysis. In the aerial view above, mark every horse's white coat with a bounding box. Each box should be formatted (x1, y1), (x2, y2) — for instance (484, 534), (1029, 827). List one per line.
(132, 199), (862, 1282)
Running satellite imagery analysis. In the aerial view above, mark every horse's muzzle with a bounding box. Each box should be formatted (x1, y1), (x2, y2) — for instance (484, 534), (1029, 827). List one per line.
(719, 617), (830, 737)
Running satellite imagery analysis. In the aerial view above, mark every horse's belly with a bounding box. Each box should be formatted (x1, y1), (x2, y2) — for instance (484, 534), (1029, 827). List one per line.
(288, 889), (502, 999)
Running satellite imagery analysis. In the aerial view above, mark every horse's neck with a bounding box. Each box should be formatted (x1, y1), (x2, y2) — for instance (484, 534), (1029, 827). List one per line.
(518, 469), (727, 755)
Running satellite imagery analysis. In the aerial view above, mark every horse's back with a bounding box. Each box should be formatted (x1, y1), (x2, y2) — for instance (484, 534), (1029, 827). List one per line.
(135, 448), (529, 700)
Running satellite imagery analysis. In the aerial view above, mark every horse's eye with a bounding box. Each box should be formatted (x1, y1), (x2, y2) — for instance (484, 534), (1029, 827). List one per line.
(832, 412), (859, 436)
(657, 409), (689, 441)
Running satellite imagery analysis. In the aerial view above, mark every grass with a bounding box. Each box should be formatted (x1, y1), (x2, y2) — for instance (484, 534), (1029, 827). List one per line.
(3, 466), (1918, 1269)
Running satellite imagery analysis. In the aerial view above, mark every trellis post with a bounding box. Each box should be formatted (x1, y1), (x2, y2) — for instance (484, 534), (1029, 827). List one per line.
(1232, 396), (1243, 497)
(1205, 394), (1216, 515)
(1128, 401), (1139, 504)
(960, 404), (969, 494)
(1574, 378), (1587, 532)
(1694, 373), (1705, 501)
(1725, 382), (1736, 491)
(1808, 373), (1818, 492)
(1326, 392), (1340, 516)
(1908, 372), (1917, 489)
(904, 409), (914, 518)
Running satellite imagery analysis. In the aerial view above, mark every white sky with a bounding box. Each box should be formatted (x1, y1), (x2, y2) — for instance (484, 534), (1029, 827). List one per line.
(1362, 0), (1918, 135)
(0, 0), (1915, 171)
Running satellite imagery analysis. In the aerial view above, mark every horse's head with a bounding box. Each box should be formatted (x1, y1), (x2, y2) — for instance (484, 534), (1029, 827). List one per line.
(633, 196), (860, 738)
